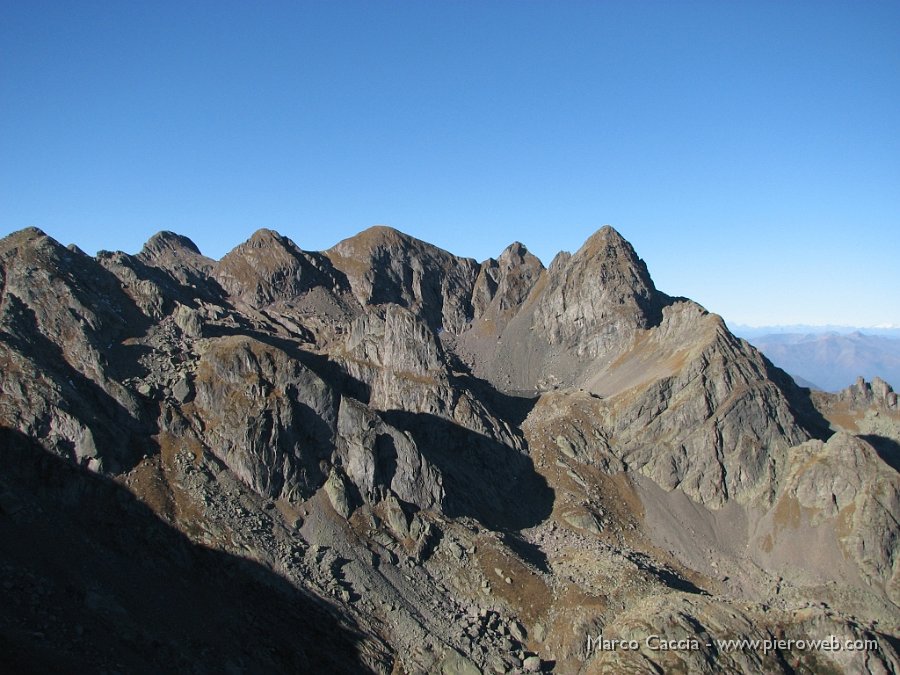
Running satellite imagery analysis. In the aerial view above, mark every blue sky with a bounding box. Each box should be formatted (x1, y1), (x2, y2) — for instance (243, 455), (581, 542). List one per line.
(2, 1), (898, 326)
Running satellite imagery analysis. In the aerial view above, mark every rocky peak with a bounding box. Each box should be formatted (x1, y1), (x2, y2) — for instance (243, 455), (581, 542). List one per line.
(140, 231), (203, 258)
(497, 241), (527, 261)
(472, 241), (545, 321)
(0, 228), (150, 471)
(456, 226), (673, 391)
(531, 225), (663, 359)
(547, 250), (571, 272)
(0, 227), (65, 264)
(581, 222), (628, 246)
(2, 225), (49, 244)
(498, 241), (541, 270)
(137, 231), (215, 289)
(571, 225), (656, 298)
(326, 226), (436, 270)
(213, 228), (347, 307)
(326, 225), (479, 334)
(245, 227), (292, 249)
(0, 228), (130, 332)
(327, 225), (449, 266)
(342, 224), (411, 247)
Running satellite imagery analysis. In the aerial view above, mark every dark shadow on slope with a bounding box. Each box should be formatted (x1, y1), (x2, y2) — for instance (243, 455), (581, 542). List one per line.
(443, 342), (538, 426)
(0, 428), (383, 675)
(760, 355), (834, 442)
(860, 435), (900, 473)
(647, 567), (707, 595)
(881, 633), (900, 662)
(501, 532), (550, 574)
(295, 348), (372, 405)
(380, 411), (554, 532)
(643, 292), (688, 330)
(628, 552), (707, 596)
(451, 372), (539, 429)
(375, 433), (400, 492)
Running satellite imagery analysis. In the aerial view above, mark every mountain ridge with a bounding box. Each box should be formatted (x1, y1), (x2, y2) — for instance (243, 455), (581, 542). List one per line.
(1, 224), (897, 673)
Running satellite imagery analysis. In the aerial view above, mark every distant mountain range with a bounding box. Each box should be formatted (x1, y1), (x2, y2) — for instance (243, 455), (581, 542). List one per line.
(732, 324), (900, 339)
(735, 330), (900, 391)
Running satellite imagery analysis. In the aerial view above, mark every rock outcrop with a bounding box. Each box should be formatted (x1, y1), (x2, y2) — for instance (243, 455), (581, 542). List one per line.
(193, 335), (338, 501)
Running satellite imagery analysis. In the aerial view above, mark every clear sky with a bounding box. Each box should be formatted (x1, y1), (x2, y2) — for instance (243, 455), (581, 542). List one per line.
(2, 1), (898, 327)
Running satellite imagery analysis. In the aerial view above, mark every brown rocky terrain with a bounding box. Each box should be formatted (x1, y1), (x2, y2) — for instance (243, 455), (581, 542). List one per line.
(1, 224), (897, 673)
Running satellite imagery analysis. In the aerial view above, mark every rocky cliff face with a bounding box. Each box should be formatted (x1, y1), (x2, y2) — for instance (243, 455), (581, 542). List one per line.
(1, 225), (896, 674)
(471, 241), (544, 324)
(326, 225), (478, 334)
(531, 225), (664, 359)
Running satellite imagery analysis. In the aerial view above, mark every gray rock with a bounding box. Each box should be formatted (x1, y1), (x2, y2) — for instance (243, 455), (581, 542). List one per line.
(173, 304), (203, 338)
(563, 511), (602, 535)
(438, 649), (481, 675)
(172, 375), (193, 403)
(138, 230), (215, 289)
(472, 242), (543, 324)
(381, 494), (409, 538)
(337, 395), (444, 510)
(324, 469), (353, 519)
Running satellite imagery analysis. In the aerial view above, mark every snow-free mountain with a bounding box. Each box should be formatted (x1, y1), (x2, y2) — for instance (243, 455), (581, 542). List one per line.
(1, 225), (898, 673)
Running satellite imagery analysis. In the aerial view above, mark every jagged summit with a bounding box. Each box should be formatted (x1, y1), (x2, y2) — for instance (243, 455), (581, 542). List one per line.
(0, 226), (112, 281)
(213, 228), (309, 261)
(582, 222), (627, 243)
(470, 240), (545, 322)
(325, 225), (479, 334)
(10, 225), (50, 241)
(135, 230), (215, 290)
(1, 222), (897, 673)
(573, 224), (656, 289)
